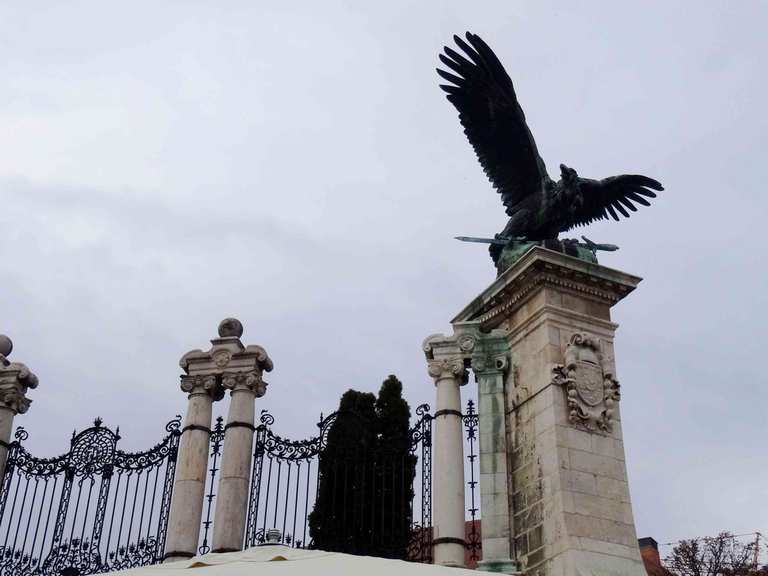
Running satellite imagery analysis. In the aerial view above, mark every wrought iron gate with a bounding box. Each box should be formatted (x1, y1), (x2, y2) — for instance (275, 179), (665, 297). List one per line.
(0, 417), (181, 576)
(241, 404), (433, 561)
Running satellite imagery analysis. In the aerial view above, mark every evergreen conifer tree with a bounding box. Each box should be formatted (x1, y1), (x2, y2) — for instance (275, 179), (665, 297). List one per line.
(308, 375), (416, 558)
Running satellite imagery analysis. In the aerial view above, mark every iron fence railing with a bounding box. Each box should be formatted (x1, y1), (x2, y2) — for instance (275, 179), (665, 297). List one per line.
(0, 417), (181, 576)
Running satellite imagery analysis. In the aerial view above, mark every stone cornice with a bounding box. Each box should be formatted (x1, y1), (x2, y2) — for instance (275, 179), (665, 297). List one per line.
(452, 247), (641, 330)
(424, 329), (515, 383)
(179, 321), (273, 401)
(180, 341), (273, 376)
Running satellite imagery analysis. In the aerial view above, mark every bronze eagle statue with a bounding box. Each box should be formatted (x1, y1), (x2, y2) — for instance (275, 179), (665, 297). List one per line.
(437, 32), (663, 262)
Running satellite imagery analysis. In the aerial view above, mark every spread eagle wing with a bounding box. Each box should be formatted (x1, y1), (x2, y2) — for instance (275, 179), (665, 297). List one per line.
(437, 32), (550, 213)
(567, 175), (664, 230)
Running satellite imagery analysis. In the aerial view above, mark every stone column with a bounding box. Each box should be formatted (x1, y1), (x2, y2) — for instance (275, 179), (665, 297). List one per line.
(211, 325), (272, 553)
(451, 247), (646, 576)
(165, 320), (256, 562)
(0, 335), (38, 482)
(465, 331), (518, 573)
(424, 334), (467, 568)
(164, 373), (221, 562)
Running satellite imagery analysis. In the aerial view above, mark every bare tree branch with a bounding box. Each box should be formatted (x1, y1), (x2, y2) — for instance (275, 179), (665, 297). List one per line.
(665, 533), (761, 576)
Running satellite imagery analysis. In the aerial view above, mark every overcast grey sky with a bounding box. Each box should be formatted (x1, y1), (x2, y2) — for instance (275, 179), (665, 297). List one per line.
(1, 0), (766, 553)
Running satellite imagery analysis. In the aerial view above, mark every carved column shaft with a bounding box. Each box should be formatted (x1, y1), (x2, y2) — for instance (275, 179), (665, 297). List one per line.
(426, 346), (467, 568)
(470, 339), (517, 574)
(212, 369), (269, 552)
(0, 406), (13, 476)
(164, 376), (219, 562)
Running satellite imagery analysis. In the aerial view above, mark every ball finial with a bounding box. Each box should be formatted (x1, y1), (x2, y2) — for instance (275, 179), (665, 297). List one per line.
(0, 335), (12, 358)
(218, 318), (243, 338)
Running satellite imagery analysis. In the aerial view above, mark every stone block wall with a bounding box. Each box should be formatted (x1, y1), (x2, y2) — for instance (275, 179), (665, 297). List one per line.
(503, 286), (645, 576)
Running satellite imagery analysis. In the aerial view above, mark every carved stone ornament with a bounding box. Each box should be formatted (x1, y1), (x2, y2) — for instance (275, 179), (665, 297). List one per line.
(457, 334), (477, 354)
(427, 358), (467, 383)
(0, 358), (38, 415)
(552, 333), (620, 433)
(471, 352), (509, 375)
(221, 371), (267, 397)
(0, 386), (31, 414)
(213, 349), (232, 368)
(180, 374), (223, 400)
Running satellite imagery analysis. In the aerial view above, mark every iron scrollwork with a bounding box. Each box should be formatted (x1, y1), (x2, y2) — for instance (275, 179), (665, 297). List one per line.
(198, 416), (225, 556)
(243, 405), (434, 564)
(0, 416), (182, 576)
(463, 400), (481, 562)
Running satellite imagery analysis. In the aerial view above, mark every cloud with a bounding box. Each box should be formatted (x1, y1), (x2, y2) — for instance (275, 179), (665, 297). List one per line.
(0, 0), (765, 546)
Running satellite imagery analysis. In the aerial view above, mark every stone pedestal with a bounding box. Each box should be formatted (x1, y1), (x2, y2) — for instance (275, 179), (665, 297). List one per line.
(0, 335), (38, 482)
(424, 335), (468, 568)
(448, 248), (645, 576)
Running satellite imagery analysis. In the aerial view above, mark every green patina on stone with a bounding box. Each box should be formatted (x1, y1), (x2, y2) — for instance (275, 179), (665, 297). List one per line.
(476, 558), (522, 573)
(495, 239), (598, 276)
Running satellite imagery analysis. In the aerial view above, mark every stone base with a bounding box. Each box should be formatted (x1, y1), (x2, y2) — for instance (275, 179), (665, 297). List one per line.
(547, 548), (646, 576)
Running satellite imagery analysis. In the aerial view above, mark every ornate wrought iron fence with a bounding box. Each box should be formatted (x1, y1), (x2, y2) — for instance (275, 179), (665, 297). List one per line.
(408, 405), (433, 563)
(243, 411), (319, 550)
(464, 399), (481, 563)
(240, 404), (433, 562)
(0, 417), (181, 576)
(197, 417), (224, 556)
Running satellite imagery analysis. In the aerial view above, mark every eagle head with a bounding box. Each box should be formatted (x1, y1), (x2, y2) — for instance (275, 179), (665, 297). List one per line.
(559, 164), (579, 186)
(559, 164), (583, 212)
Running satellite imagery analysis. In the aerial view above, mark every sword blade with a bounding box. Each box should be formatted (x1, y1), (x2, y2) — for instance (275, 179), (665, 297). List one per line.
(454, 236), (509, 246)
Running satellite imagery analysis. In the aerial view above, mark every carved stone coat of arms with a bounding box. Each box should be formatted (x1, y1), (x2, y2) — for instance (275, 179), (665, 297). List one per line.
(552, 333), (620, 433)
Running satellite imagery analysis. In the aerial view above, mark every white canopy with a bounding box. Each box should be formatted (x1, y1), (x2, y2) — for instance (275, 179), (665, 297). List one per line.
(114, 546), (478, 576)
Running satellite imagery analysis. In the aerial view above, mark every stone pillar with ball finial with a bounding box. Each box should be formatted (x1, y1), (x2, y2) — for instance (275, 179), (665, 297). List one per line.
(0, 334), (38, 482)
(211, 318), (272, 553)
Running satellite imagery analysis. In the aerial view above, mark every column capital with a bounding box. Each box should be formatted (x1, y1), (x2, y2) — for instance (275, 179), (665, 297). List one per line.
(427, 357), (467, 383)
(469, 332), (511, 377)
(179, 318), (273, 400)
(221, 371), (266, 398)
(180, 374), (223, 400)
(0, 335), (38, 415)
(424, 334), (468, 384)
(471, 351), (509, 376)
